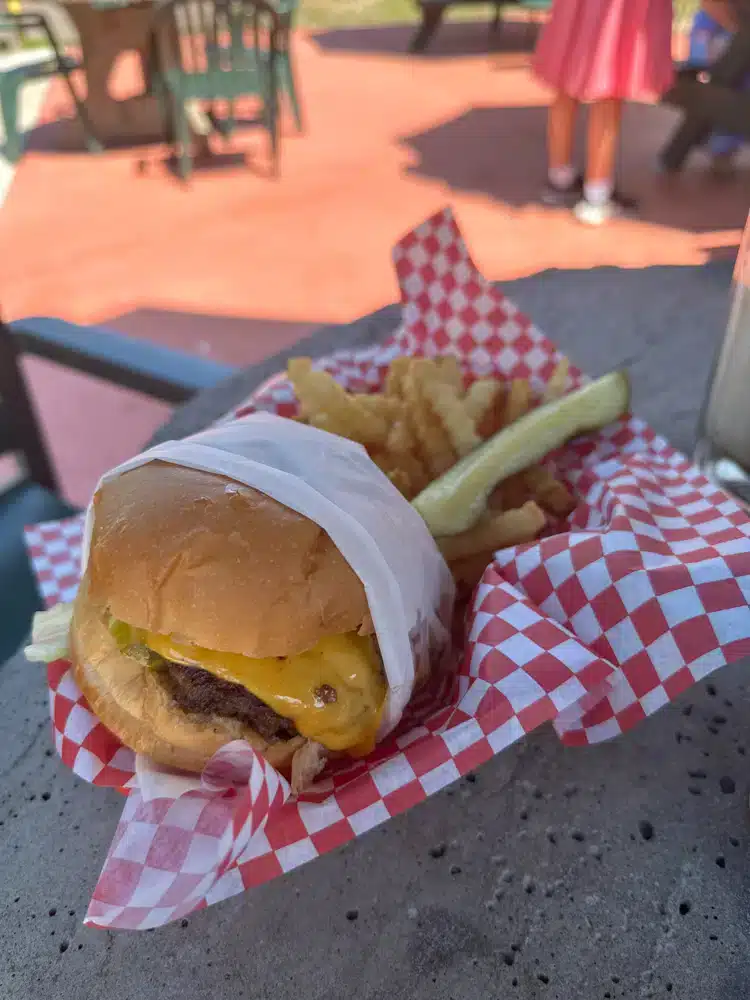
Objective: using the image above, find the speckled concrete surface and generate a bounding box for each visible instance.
[1,263,748,999]
[1,653,748,1000]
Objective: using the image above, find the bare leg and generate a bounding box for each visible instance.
[542,92,581,204]
[585,97,622,182]
[575,98,634,225]
[547,91,578,170]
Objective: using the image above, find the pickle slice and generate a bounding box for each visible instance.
[412,371,630,536]
[108,617,134,648]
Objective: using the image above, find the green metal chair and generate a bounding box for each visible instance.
[0,10,101,163]
[518,0,551,14]
[275,0,302,132]
[206,0,303,137]
[150,0,288,180]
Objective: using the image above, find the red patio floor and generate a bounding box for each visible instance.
[1,22,746,506]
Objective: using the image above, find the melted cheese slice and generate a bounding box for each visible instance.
[133,627,386,754]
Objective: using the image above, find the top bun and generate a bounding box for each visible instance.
[87,460,371,658]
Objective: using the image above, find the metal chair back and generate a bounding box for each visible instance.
[152,0,280,96]
[0,319,58,494]
[150,0,283,175]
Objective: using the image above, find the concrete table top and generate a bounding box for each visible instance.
[2,260,748,1000]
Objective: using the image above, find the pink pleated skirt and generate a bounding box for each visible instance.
[532,0,675,103]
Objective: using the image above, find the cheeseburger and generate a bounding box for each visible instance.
[70,460,387,785]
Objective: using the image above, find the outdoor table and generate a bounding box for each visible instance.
[60,0,166,145]
[58,0,211,149]
[1,261,748,999]
[408,0,546,53]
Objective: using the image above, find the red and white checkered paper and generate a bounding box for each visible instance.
[24,207,750,931]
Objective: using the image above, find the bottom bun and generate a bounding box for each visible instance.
[71,577,304,775]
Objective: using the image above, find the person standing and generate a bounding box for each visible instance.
[689,0,747,171]
[532,0,675,225]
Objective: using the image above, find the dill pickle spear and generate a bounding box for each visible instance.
[412,371,630,537]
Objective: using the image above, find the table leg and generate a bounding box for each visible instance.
[491,2,503,33]
[61,2,167,147]
[409,4,446,53]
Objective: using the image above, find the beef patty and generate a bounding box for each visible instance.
[163,660,298,742]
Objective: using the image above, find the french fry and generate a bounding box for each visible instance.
[354,393,404,422]
[502,378,532,427]
[477,383,507,439]
[402,368,456,478]
[288,360,388,447]
[496,472,529,512]
[436,501,546,562]
[464,378,502,425]
[449,552,495,590]
[422,379,481,457]
[543,358,570,403]
[409,357,442,389]
[385,467,413,497]
[386,418,415,456]
[435,355,465,395]
[410,358,480,457]
[523,465,576,517]
[487,483,505,511]
[384,356,411,398]
[371,453,411,496]
[287,356,313,384]
[385,420,430,497]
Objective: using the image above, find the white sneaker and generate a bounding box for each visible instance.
[573,192,637,227]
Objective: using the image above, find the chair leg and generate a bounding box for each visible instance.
[154,77,172,141]
[409,4,445,53]
[264,74,280,176]
[226,99,236,138]
[280,52,303,133]
[0,74,22,164]
[59,70,102,154]
[171,94,192,180]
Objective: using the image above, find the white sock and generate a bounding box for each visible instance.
[548,164,576,189]
[583,179,613,206]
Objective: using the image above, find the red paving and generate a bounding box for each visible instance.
[1,22,747,506]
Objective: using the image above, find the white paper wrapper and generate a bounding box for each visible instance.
[81,411,455,754]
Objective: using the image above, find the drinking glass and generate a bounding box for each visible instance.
[694,216,750,508]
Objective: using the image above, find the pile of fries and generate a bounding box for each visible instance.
[287,355,577,588]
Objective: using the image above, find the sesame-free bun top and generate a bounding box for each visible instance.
[86,460,372,657]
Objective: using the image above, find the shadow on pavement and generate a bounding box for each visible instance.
[104,307,321,367]
[310,17,539,59]
[399,103,750,235]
